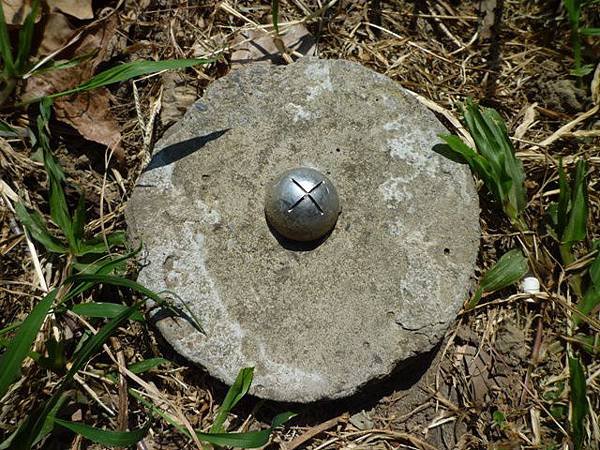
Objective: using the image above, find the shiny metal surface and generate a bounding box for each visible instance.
[265,167,341,242]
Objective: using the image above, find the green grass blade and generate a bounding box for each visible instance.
[66,304,140,380]
[7,305,139,449]
[589,245,600,287]
[48,59,212,99]
[271,0,280,34]
[129,390,190,436]
[557,159,571,239]
[71,193,86,248]
[67,248,140,295]
[65,273,204,333]
[54,419,150,448]
[0,0,15,76]
[71,302,144,322]
[0,289,57,399]
[563,159,588,245]
[14,203,67,253]
[14,0,39,73]
[580,27,600,35]
[197,412,296,448]
[127,358,168,374]
[65,274,165,304]
[569,356,588,450]
[211,367,254,433]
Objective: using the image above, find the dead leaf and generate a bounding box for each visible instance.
[47,0,93,20]
[24,16,124,158]
[2,0,31,25]
[230,24,316,68]
[514,102,538,139]
[479,0,497,40]
[36,13,77,57]
[54,88,121,151]
[160,71,197,126]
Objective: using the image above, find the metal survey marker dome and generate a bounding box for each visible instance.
[126,58,480,402]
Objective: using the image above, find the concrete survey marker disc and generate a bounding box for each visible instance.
[126,58,480,402]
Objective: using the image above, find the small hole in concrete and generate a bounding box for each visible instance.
[444,248,451,255]
[335,148,341,152]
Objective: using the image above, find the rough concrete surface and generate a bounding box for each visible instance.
[126,58,480,402]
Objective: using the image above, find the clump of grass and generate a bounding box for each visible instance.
[440,98,527,231]
[563,0,600,77]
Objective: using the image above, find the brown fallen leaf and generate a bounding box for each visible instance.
[230,24,316,68]
[2,0,31,25]
[36,13,77,57]
[47,0,93,20]
[24,16,124,159]
[53,88,121,151]
[160,71,197,126]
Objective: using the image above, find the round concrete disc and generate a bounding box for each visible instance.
[126,58,480,402]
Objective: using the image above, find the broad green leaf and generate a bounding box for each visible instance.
[0,120,21,137]
[76,231,126,256]
[48,59,212,99]
[576,286,600,323]
[71,302,144,322]
[563,159,588,244]
[14,203,67,253]
[569,356,588,450]
[480,249,529,292]
[196,412,296,448]
[14,0,39,73]
[55,419,150,448]
[442,99,526,226]
[0,0,15,76]
[469,249,528,308]
[211,367,254,433]
[0,289,57,399]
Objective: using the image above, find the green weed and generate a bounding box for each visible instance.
[440,99,527,231]
[563,0,600,76]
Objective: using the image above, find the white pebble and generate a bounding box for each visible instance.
[521,276,540,294]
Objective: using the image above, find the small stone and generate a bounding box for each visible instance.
[521,276,540,294]
[126,58,480,402]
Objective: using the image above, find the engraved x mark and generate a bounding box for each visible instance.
[287,178,325,215]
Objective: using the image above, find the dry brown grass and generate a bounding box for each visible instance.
[1,1,599,449]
